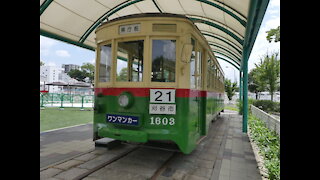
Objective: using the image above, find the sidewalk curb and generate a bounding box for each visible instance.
[247,127,269,180]
[40,123,93,135]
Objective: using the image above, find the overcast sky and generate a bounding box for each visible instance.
[40,0,280,85]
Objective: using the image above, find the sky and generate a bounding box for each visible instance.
[218,0,280,84]
[40,0,280,85]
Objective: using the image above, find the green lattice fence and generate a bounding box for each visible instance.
[40,93,94,109]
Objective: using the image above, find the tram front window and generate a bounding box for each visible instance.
[117,40,144,82]
[151,40,176,82]
[99,44,112,82]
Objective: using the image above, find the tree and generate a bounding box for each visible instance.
[224,79,238,101]
[266,26,280,43]
[255,52,280,101]
[67,63,95,83]
[40,61,45,66]
[116,67,128,81]
[81,63,95,83]
[68,69,87,82]
[248,68,267,99]
[248,69,260,99]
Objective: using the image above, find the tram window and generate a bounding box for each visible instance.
[116,40,144,82]
[196,51,202,88]
[207,60,210,89]
[151,40,176,82]
[99,44,112,82]
[190,38,196,88]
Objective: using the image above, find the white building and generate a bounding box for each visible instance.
[40,66,65,93]
[225,91,280,104]
[40,65,93,94]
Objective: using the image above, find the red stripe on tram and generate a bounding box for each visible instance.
[94,88,220,97]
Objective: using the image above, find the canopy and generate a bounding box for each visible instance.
[40,0,269,68]
[40,0,270,132]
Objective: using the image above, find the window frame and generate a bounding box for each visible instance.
[114,37,146,86]
[150,36,178,86]
[96,40,113,87]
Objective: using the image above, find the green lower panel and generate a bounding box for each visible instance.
[94,92,224,154]
[98,127,148,142]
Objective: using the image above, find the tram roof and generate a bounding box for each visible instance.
[40,0,270,69]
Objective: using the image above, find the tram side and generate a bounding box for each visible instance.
[93,14,224,154]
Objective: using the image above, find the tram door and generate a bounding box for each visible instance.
[190,38,201,134]
[196,48,203,134]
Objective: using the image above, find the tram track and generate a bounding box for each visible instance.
[41,117,225,180]
[41,142,180,180]
[41,119,223,180]
[72,145,140,180]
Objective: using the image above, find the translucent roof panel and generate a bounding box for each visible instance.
[40,0,270,65]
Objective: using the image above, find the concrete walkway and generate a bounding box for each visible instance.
[40,124,94,169]
[40,110,261,180]
[209,110,261,180]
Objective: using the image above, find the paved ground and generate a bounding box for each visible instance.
[40,124,94,169]
[40,110,261,180]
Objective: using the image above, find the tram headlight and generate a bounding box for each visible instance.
[118,92,133,108]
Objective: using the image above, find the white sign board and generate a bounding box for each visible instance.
[149,104,176,114]
[119,24,140,34]
[150,89,175,103]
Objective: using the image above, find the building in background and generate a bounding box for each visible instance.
[40,66,64,92]
[62,64,80,73]
[40,65,93,94]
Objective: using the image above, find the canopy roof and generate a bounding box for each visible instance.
[40,0,269,69]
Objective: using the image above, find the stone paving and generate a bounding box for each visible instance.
[40,110,261,180]
[155,109,261,180]
[40,124,94,169]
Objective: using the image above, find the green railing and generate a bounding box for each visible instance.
[40,93,94,110]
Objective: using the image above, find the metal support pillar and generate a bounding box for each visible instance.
[239,71,242,101]
[242,52,249,133]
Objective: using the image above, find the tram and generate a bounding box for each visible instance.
[93,13,224,154]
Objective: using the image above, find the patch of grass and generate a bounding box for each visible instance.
[40,107,93,132]
[224,106,238,111]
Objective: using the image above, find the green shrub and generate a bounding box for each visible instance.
[249,115,280,180]
[252,100,280,113]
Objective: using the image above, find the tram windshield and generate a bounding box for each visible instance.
[99,44,112,82]
[116,40,144,82]
[151,40,176,82]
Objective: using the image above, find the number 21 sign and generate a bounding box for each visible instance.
[150,89,175,103]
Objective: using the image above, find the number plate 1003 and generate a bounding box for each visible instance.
[106,114,139,126]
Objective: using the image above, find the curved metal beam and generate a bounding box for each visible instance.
[195,0,246,27]
[79,0,142,43]
[40,0,54,15]
[203,32,242,55]
[190,17,244,45]
[201,30,242,50]
[216,56,240,70]
[209,42,241,58]
[209,43,241,62]
[187,15,244,39]
[41,30,95,51]
[212,50,240,66]
[152,0,162,13]
[79,0,245,46]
